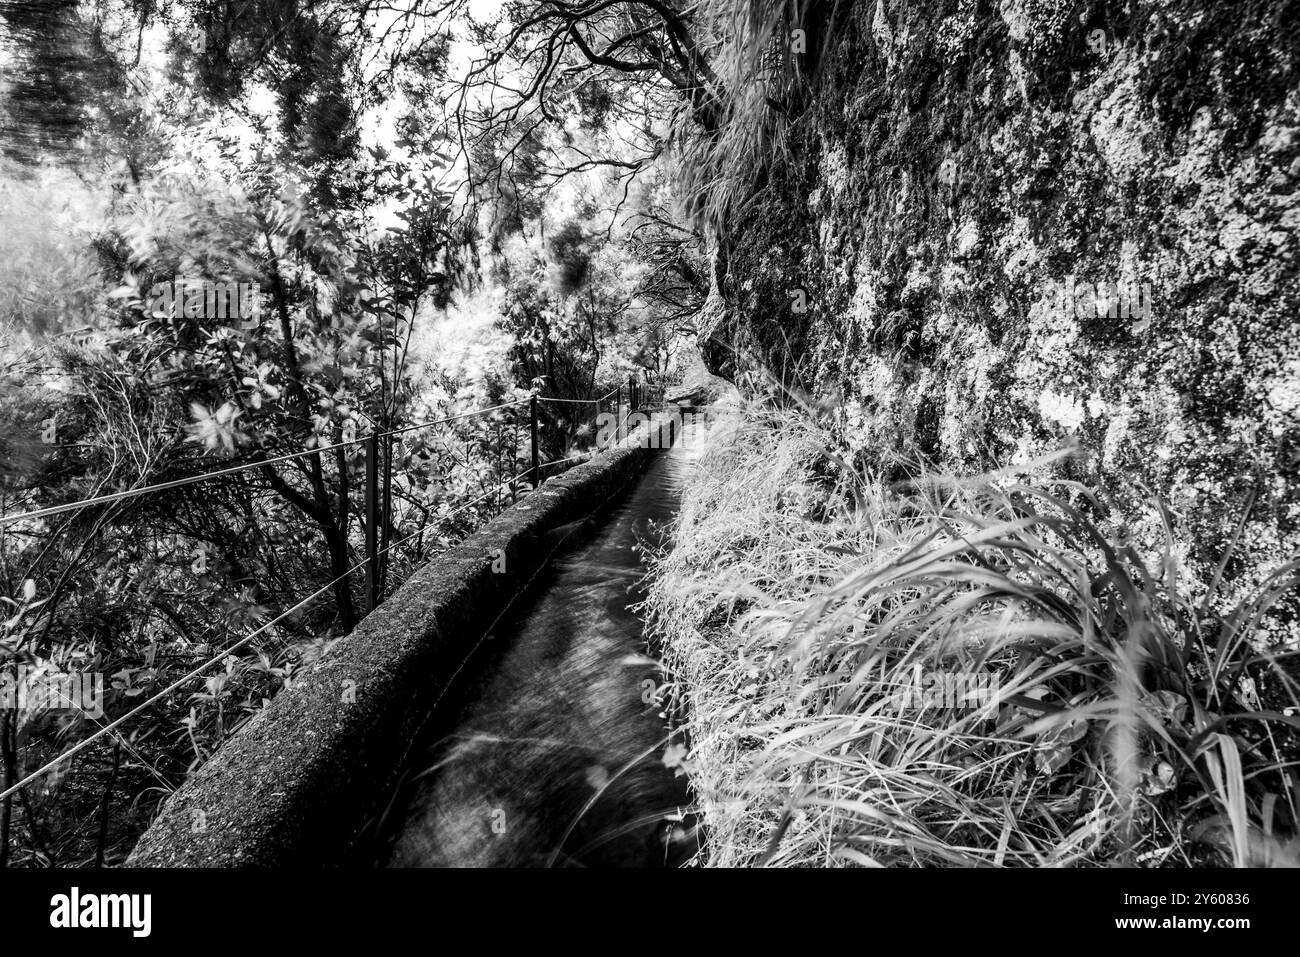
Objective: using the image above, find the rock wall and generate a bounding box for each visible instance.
[703,0,1300,624]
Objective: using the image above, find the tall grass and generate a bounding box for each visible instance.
[671,0,841,232]
[644,406,1300,866]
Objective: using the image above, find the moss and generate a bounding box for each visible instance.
[705,0,1300,636]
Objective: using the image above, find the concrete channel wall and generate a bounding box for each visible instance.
[127,424,670,867]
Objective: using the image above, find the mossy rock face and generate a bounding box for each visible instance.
[706,0,1300,631]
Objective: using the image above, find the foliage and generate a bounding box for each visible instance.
[0,0,693,866]
[646,402,1300,867]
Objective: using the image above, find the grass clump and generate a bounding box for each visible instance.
[644,405,1300,867]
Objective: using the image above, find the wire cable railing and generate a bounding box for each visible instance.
[0,374,668,801]
[0,465,538,804]
[0,434,369,528]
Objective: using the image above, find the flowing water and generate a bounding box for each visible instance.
[377,420,704,867]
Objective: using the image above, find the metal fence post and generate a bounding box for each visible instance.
[380,430,393,600]
[365,432,379,611]
[529,393,540,488]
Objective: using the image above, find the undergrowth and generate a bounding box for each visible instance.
[644,405,1300,867]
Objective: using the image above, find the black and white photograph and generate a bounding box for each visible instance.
[0,0,1294,934]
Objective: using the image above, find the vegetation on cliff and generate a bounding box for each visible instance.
[1,0,1296,870]
[646,400,1299,866]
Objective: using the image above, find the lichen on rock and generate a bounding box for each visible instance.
[701,0,1300,641]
